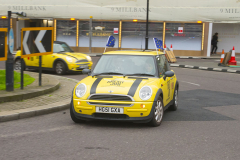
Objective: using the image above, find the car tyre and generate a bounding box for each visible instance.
[168,88,178,111]
[14,58,25,71]
[149,96,164,127]
[70,101,85,123]
[55,61,67,75]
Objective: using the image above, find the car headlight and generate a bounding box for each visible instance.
[139,86,152,100]
[86,56,92,62]
[66,56,73,63]
[75,83,87,98]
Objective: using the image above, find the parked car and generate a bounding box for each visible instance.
[14,41,93,75]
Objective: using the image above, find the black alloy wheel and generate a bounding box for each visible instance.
[168,88,178,111]
[149,96,164,127]
[55,61,67,75]
[14,59,25,71]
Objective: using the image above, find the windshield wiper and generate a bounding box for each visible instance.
[124,73,155,77]
[92,72,124,77]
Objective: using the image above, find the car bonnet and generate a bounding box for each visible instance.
[80,76,158,97]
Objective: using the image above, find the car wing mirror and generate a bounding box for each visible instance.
[82,69,91,75]
[163,71,174,80]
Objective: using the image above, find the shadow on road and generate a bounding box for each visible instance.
[164,89,238,121]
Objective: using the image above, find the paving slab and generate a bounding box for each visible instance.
[0,71,60,103]
[0,72,79,122]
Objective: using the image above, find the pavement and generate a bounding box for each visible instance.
[0,71,78,122]
[0,53,240,123]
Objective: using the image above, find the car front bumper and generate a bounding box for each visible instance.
[72,99,156,123]
[67,62,93,71]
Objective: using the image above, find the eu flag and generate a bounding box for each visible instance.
[153,38,163,50]
[106,35,115,47]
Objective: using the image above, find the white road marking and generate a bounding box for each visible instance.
[199,66,208,70]
[179,56,189,58]
[0,126,74,139]
[170,64,180,67]
[227,69,237,73]
[185,65,194,68]
[180,80,200,86]
[213,68,222,71]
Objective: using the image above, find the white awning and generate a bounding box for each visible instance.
[1,0,240,22]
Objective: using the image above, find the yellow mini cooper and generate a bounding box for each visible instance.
[14,41,93,75]
[71,50,179,127]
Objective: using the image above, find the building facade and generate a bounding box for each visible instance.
[1,0,240,56]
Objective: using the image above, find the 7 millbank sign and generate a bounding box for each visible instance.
[1,0,240,22]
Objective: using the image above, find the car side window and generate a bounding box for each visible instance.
[165,58,171,71]
[156,55,170,77]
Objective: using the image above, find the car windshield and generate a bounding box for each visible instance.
[92,55,157,77]
[53,43,73,53]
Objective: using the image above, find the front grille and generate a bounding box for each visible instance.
[75,59,88,63]
[89,102,131,107]
[88,94,134,107]
[89,94,133,101]
[93,113,129,119]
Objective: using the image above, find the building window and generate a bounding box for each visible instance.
[79,21,119,48]
[212,23,240,53]
[79,21,89,47]
[148,22,163,49]
[165,23,202,50]
[121,22,163,49]
[0,19,8,28]
[122,22,146,49]
[56,20,76,46]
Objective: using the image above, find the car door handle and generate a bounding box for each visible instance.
[170,78,173,80]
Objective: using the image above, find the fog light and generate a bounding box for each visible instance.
[140,104,145,108]
[78,101,81,105]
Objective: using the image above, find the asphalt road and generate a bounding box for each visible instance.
[1,58,240,159]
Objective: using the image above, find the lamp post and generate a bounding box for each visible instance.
[145,0,149,50]
[89,16,93,53]
[5,11,14,91]
[5,11,26,91]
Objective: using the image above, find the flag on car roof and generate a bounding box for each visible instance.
[106,35,115,47]
[153,38,163,50]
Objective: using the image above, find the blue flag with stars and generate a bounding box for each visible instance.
[153,38,163,50]
[106,35,115,47]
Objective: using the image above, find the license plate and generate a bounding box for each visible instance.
[96,107,123,114]
[79,65,88,69]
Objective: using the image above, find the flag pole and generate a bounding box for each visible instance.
[153,38,158,55]
[145,0,149,50]
[104,47,107,53]
[104,36,111,53]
